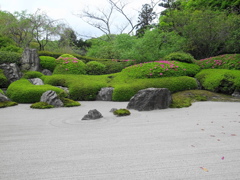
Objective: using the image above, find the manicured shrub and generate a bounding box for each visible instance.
[30,102,54,109]
[0,101,18,108]
[121,61,200,79]
[164,52,195,63]
[6,79,65,103]
[113,109,131,116]
[195,69,240,94]
[196,54,240,70]
[39,56,57,71]
[43,74,108,101]
[85,61,106,75]
[54,56,86,75]
[0,51,21,65]
[0,69,9,88]
[112,76,198,101]
[22,71,44,79]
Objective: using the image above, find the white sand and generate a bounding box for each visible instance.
[0,101,240,180]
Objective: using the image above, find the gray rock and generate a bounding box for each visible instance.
[40,90,63,107]
[0,93,10,102]
[55,86,69,94]
[96,87,114,101]
[0,63,22,83]
[20,48,40,71]
[42,69,52,76]
[232,89,240,98]
[110,108,118,112]
[127,88,172,111]
[82,109,103,120]
[28,78,44,85]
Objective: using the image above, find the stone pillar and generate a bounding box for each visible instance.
[20,48,40,71]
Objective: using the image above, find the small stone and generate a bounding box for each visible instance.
[82,109,103,120]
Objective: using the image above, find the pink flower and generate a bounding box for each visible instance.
[159,73,163,75]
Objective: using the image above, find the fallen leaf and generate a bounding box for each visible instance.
[222,126,224,128]
[217,139,221,141]
[231,134,237,136]
[200,167,209,172]
[201,129,205,131]
[221,156,225,160]
[210,135,215,137]
[211,121,213,123]
[191,145,195,147]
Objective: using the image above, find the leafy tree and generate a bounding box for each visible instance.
[136,4,157,37]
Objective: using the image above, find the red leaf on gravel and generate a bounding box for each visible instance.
[231,134,237,136]
[200,167,209,172]
[221,156,225,160]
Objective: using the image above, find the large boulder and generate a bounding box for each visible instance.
[40,90,63,107]
[82,109,103,120]
[28,78,44,85]
[96,87,114,101]
[0,63,22,83]
[20,48,40,71]
[127,88,172,111]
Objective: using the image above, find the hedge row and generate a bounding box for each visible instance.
[195,69,240,94]
[6,79,65,103]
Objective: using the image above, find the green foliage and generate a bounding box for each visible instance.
[112,76,198,101]
[121,61,200,79]
[113,109,131,116]
[195,69,240,94]
[53,56,86,75]
[30,102,54,109]
[22,71,44,79]
[58,54,76,58]
[85,61,106,75]
[196,54,240,70]
[61,98,81,107]
[6,79,65,103]
[164,52,195,63]
[39,56,57,71]
[0,51,21,65]
[43,74,108,101]
[0,101,18,108]
[0,69,9,88]
[0,88,4,94]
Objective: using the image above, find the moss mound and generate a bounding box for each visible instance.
[0,101,18,108]
[30,102,54,109]
[113,109,131,116]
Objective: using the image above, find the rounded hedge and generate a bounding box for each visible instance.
[164,52,195,63]
[6,79,66,103]
[121,61,200,79]
[112,76,198,101]
[39,56,57,71]
[113,109,131,116]
[85,61,106,75]
[195,69,240,94]
[54,56,86,75]
[22,71,44,79]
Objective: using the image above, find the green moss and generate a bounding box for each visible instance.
[0,69,9,88]
[62,98,81,107]
[170,90,240,108]
[113,109,131,116]
[85,61,106,75]
[0,101,18,108]
[30,102,54,109]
